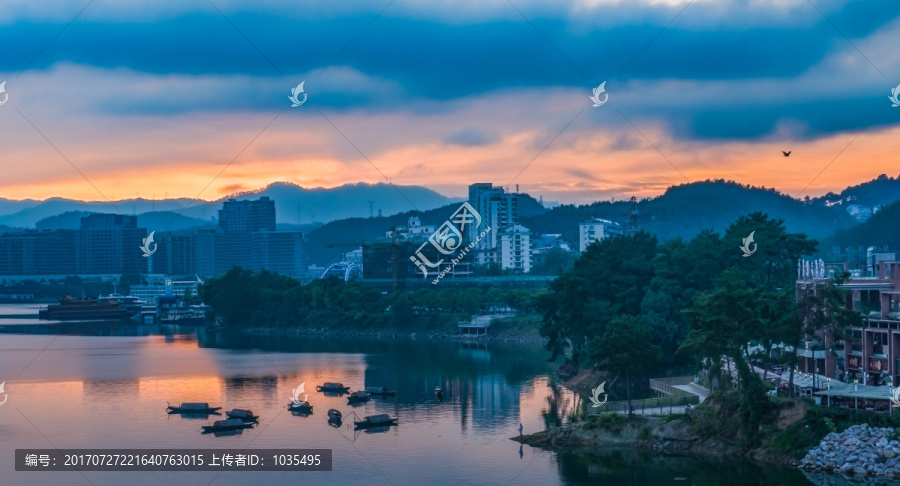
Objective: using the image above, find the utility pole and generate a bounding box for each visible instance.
[627,196,638,235]
[390,227,399,292]
[368,200,375,218]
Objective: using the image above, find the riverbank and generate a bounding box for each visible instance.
[231,318,547,345]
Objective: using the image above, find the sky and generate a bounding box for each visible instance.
[0,0,898,205]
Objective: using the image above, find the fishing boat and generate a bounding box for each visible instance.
[317,382,350,393]
[225,409,259,422]
[354,413,398,429]
[327,409,342,419]
[434,386,444,401]
[365,386,396,397]
[288,401,313,414]
[201,418,255,434]
[167,402,222,414]
[347,391,371,405]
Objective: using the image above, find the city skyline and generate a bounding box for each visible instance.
[0,1,898,204]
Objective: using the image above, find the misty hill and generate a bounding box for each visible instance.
[0,183,458,228]
[521,181,856,246]
[823,200,900,257]
[33,211,214,232]
[814,174,900,218]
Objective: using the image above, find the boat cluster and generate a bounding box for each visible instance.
[166,382,403,435]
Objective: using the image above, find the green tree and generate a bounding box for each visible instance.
[539,232,658,364]
[589,315,660,414]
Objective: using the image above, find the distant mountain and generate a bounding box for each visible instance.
[813,174,900,221]
[0,182,459,228]
[32,210,214,232]
[523,180,856,247]
[244,182,460,224]
[822,199,900,257]
[305,203,465,266]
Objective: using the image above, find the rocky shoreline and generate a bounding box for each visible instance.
[232,325,548,345]
[512,415,796,466]
[800,424,900,479]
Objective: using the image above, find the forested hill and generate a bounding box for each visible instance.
[520,180,855,247]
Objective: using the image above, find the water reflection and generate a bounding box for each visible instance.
[555,448,812,485]
[0,314,811,486]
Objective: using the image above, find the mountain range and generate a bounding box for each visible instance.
[1,176,898,267]
[0,182,459,229]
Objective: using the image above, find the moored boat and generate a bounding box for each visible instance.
[39,297,138,321]
[347,391,371,405]
[354,413,398,429]
[167,402,222,414]
[317,382,350,393]
[225,409,259,422]
[327,409,342,419]
[365,386,396,396]
[201,418,255,433]
[434,386,443,401]
[288,401,313,414]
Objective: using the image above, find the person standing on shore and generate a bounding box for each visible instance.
[518,423,523,436]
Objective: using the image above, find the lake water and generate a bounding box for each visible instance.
[0,304,816,485]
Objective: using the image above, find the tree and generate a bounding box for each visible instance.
[539,232,658,364]
[589,315,660,414]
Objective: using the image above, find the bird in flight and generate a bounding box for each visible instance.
[782,151,791,157]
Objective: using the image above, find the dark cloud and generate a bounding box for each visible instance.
[1,0,897,141]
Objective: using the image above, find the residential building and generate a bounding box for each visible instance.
[218,197,276,233]
[498,225,532,273]
[250,231,308,278]
[578,218,624,252]
[79,214,147,274]
[797,250,900,387]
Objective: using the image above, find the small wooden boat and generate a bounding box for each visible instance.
[327,409,342,419]
[434,386,443,401]
[347,391,371,405]
[225,409,258,422]
[354,413,398,429]
[365,386,396,397]
[201,418,255,433]
[288,401,313,414]
[317,382,350,393]
[168,402,222,414]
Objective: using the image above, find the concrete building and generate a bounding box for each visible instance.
[130,277,202,304]
[578,218,624,252]
[467,183,533,271]
[498,225,532,273]
[250,231,308,278]
[218,197,276,233]
[797,251,900,387]
[0,216,145,277]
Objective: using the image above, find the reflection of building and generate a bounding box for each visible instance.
[797,251,900,387]
[578,218,623,252]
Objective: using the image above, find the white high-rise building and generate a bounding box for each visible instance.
[579,218,624,252]
[499,225,532,273]
[467,183,534,272]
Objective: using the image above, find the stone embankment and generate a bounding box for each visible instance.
[800,424,900,478]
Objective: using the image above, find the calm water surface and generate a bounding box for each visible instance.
[0,304,815,485]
